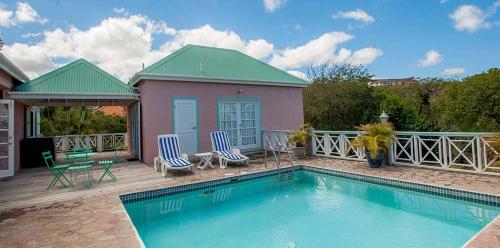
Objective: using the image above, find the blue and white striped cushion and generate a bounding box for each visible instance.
[166,158,191,167]
[159,136,191,167]
[211,131,232,152]
[218,150,246,160]
[210,131,247,160]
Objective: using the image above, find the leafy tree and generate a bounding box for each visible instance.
[304,64,378,130]
[40,106,127,136]
[432,68,500,132]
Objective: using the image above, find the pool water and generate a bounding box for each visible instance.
[124,171,500,248]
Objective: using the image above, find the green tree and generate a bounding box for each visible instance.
[40,106,127,136]
[304,64,379,130]
[433,68,500,131]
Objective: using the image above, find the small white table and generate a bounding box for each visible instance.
[195,152,214,170]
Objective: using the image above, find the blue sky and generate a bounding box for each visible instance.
[0,0,499,80]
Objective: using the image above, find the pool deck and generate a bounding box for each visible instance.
[0,157,499,247]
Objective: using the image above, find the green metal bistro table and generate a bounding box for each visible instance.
[64,150,96,188]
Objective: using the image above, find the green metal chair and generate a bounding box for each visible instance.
[41,151,72,190]
[97,149,118,183]
[65,147,93,162]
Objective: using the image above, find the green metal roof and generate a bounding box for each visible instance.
[14,59,136,94]
[131,45,308,87]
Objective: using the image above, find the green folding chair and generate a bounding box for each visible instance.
[97,149,118,183]
[42,151,72,190]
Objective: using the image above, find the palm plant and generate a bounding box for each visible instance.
[353,123,395,159]
[288,123,311,147]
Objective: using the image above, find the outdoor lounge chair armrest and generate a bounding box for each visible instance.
[181,154,189,160]
[231,148,241,155]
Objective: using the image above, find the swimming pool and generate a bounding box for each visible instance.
[123,170,500,248]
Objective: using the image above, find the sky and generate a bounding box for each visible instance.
[0,0,499,81]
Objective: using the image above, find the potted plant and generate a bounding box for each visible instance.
[353,123,395,168]
[287,123,311,159]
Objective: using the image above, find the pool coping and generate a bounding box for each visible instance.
[120,165,500,207]
[119,164,500,247]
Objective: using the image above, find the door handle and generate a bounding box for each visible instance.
[193,127,196,130]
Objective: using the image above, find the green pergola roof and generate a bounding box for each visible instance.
[14,59,136,94]
[131,45,308,87]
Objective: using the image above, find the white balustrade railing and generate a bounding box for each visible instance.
[54,133,127,152]
[312,130,499,174]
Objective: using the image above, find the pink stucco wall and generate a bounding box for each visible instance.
[139,80,304,164]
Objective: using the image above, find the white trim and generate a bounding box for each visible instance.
[0,53,30,82]
[8,92,140,100]
[0,100,14,178]
[131,73,308,88]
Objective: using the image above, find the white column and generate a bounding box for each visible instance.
[35,107,41,136]
[25,106,32,137]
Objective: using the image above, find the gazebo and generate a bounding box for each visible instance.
[8,59,141,172]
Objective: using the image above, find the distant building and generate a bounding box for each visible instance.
[368,77,418,87]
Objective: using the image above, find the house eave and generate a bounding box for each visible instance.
[8,91,140,100]
[0,53,30,83]
[130,73,309,88]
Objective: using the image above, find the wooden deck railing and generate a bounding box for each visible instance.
[53,133,127,152]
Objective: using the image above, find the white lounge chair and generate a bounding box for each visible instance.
[210,131,249,168]
[157,134,193,177]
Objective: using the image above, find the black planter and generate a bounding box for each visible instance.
[366,151,384,168]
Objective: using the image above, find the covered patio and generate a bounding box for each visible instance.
[7,59,142,174]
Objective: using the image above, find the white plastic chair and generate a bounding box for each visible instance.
[210,131,249,168]
[157,134,193,176]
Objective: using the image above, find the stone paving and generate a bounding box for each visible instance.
[0,157,499,247]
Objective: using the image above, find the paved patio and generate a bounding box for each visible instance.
[0,156,499,247]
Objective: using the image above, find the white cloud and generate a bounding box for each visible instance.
[450,2,500,33]
[5,12,382,80]
[287,70,308,81]
[418,50,443,67]
[0,2,47,27]
[0,6,14,27]
[2,43,55,78]
[269,32,382,69]
[160,24,273,59]
[263,0,286,12]
[348,47,383,65]
[21,32,41,38]
[15,2,48,24]
[3,16,276,80]
[270,32,354,69]
[333,9,375,24]
[442,67,465,76]
[113,7,129,15]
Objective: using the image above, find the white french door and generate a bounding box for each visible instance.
[219,100,260,150]
[0,100,14,178]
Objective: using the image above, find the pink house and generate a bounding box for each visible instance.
[0,53,29,176]
[130,45,308,164]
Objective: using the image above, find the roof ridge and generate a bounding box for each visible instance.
[15,59,134,93]
[81,60,133,91]
[16,59,85,90]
